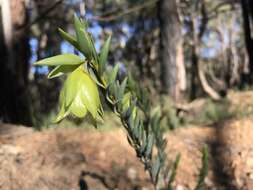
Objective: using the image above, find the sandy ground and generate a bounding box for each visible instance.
[1,91,253,190]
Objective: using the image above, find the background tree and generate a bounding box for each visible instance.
[0,0,32,125]
[240,0,253,83]
[158,0,186,101]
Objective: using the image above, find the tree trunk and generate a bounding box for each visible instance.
[240,0,253,83]
[191,14,221,101]
[248,0,253,26]
[0,0,32,125]
[158,0,186,101]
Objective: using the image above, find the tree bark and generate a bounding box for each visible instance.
[190,12,221,101]
[158,0,186,101]
[240,0,253,83]
[0,0,32,125]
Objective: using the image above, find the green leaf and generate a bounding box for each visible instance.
[195,146,209,190]
[127,73,136,91]
[129,111,135,130]
[74,15,85,35]
[140,129,147,154]
[137,121,143,141]
[58,28,80,51]
[74,16,93,59]
[106,84,115,105]
[132,114,140,138]
[133,116,141,137]
[118,78,128,101]
[122,92,131,111]
[127,135,134,146]
[99,35,111,74]
[98,106,104,117]
[74,14,87,31]
[87,65,106,88]
[108,64,119,85]
[34,54,83,66]
[113,82,121,102]
[48,64,81,79]
[108,83,118,103]
[90,36,99,65]
[168,154,181,190]
[151,156,161,184]
[79,30,93,59]
[145,133,154,158]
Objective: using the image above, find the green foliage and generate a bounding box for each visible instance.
[192,99,234,125]
[195,146,209,190]
[160,98,181,130]
[203,100,230,123]
[167,154,181,190]
[34,54,84,66]
[74,16,94,60]
[34,16,208,189]
[99,35,111,75]
[58,28,80,51]
[47,65,80,79]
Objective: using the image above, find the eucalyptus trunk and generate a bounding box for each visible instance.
[240,0,253,83]
[158,0,186,101]
[0,0,32,125]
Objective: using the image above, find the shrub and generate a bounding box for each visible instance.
[34,15,208,189]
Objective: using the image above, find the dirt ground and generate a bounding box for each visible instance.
[0,125,152,190]
[1,91,253,190]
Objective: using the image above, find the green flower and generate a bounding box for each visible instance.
[55,66,103,123]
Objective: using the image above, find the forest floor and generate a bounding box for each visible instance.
[1,90,253,190]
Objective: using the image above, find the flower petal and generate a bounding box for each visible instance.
[70,94,88,118]
[78,70,101,119]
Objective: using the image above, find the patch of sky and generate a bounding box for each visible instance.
[200,30,223,59]
[85,11,94,20]
[65,0,83,5]
[29,38,50,74]
[29,38,38,73]
[60,41,75,54]
[122,23,133,36]
[29,38,38,64]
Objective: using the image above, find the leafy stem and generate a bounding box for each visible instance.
[34,15,208,189]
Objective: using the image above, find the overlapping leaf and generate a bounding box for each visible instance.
[48,65,80,79]
[99,36,111,74]
[58,28,80,51]
[34,54,83,66]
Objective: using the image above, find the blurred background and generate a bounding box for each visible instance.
[0,0,252,129]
